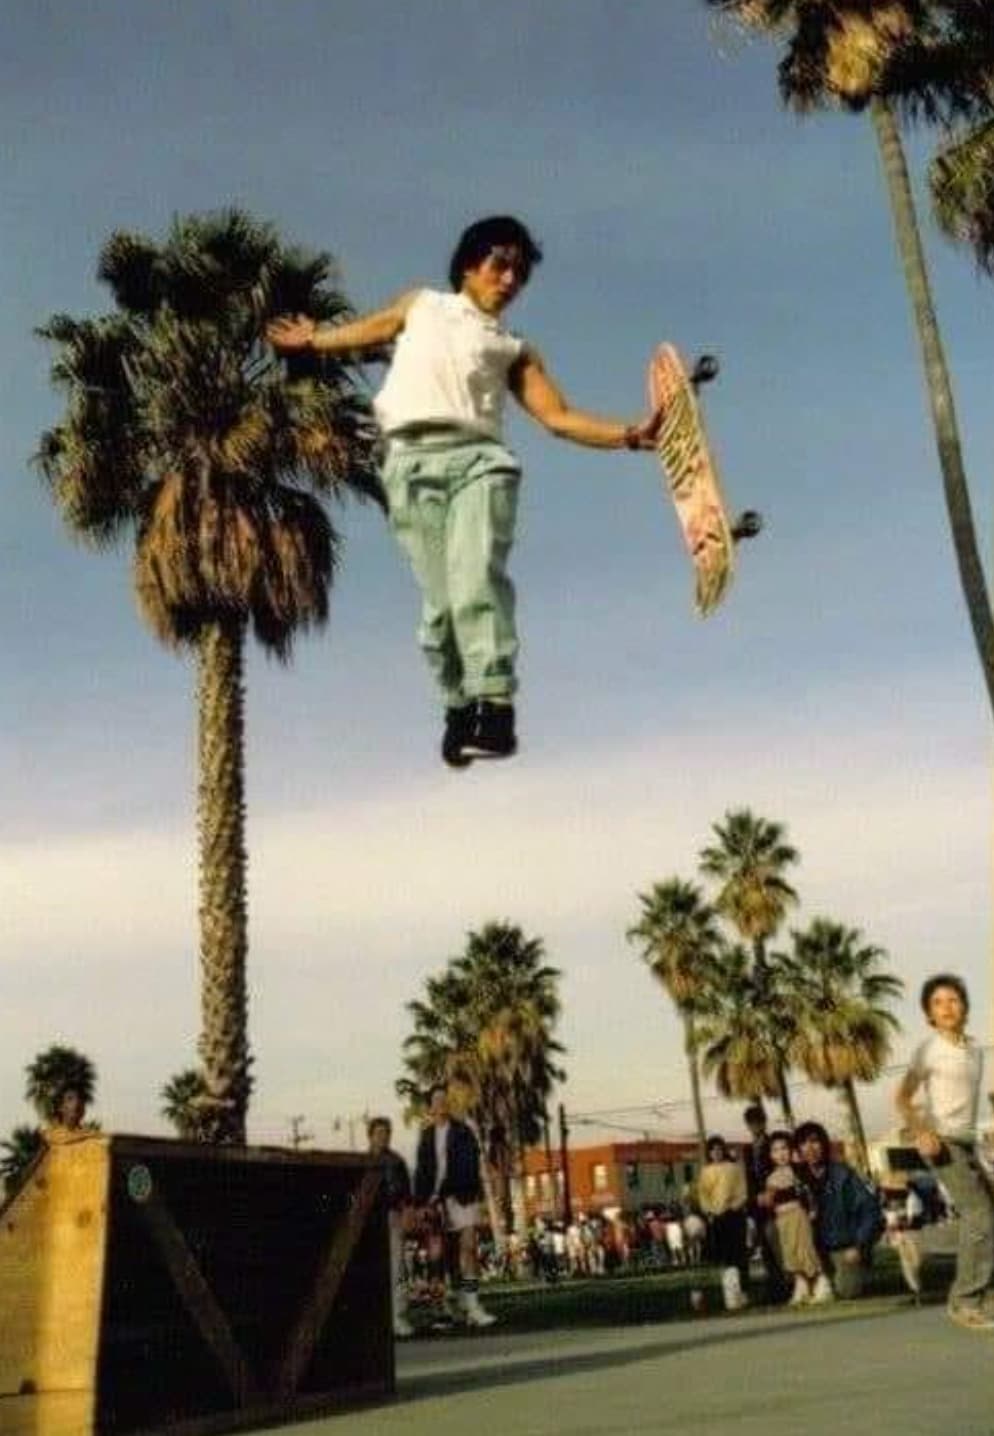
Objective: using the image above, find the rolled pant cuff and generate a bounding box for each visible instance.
[465,680,517,701]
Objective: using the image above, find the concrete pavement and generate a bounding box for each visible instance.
[296,1299,994,1435]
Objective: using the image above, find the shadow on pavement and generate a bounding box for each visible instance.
[395,1304,906,1407]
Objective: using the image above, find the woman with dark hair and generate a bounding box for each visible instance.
[761,1130,823,1306]
[697,1135,750,1309]
[269,215,664,767]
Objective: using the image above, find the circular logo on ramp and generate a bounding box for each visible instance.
[127,1164,153,1203]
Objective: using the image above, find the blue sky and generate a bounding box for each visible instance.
[1,1,991,1154]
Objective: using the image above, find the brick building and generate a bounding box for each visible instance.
[521,1138,702,1221]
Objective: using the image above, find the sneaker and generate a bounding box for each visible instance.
[948,1302,994,1331]
[441,704,475,768]
[788,1276,811,1307]
[393,1315,415,1339]
[462,1293,497,1328]
[463,701,516,759]
[810,1274,835,1305]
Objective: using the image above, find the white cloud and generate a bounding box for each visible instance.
[1,700,988,1154]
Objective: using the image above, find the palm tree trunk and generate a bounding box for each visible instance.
[683,1013,708,1163]
[480,1159,504,1247]
[871,99,994,717]
[840,1077,870,1176]
[752,937,794,1125]
[776,1066,794,1126]
[196,619,251,1145]
[542,1108,555,1179]
[510,1137,528,1235]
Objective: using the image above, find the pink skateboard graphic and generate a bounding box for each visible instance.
[648,344,760,616]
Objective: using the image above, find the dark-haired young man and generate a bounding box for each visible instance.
[412,1083,495,1327]
[794,1121,883,1302]
[896,973,994,1331]
[268,215,664,766]
[367,1116,414,1339]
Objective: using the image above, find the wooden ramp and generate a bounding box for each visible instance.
[0,1136,391,1436]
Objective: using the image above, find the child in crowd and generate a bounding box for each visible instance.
[763,1130,829,1306]
[896,972,994,1331]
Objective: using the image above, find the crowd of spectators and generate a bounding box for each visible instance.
[388,1103,964,1321]
[470,1109,889,1309]
[373,974,994,1335]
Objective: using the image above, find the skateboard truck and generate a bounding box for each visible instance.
[690,353,762,545]
[690,354,720,387]
[731,510,762,542]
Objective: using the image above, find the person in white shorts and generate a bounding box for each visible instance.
[413,1083,495,1327]
[268,215,664,767]
[896,972,994,1331]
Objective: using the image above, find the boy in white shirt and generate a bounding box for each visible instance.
[268,216,663,766]
[896,973,994,1330]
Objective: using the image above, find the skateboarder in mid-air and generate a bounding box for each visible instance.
[268,215,665,768]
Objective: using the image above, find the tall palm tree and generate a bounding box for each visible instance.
[24,1045,97,1122]
[37,211,380,1144]
[0,1127,44,1199]
[397,922,565,1236]
[706,0,994,717]
[787,917,903,1170]
[160,1068,210,1140]
[699,809,800,1118]
[696,943,795,1108]
[398,970,518,1233]
[627,878,723,1160]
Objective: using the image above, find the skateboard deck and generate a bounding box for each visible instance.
[648,343,736,617]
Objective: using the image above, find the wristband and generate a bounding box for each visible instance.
[623,425,641,451]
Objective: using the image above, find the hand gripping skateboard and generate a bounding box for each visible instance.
[648,344,761,616]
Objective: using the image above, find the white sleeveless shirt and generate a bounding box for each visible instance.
[374,289,525,441]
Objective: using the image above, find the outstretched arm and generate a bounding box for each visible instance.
[510,347,663,451]
[267,289,420,356]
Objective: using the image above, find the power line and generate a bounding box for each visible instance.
[566,1047,994,1124]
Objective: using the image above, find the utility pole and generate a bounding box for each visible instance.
[288,1115,313,1150]
[558,1102,572,1223]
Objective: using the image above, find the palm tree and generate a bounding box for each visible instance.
[37,211,380,1144]
[0,1127,44,1199]
[706,1,994,717]
[24,1045,96,1122]
[931,118,994,269]
[696,943,795,1107]
[787,917,903,1170]
[699,809,800,1118]
[627,878,724,1160]
[160,1068,211,1140]
[397,922,565,1236]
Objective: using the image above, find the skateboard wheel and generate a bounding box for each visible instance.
[731,510,762,541]
[691,354,720,387]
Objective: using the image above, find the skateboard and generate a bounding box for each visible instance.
[648,344,761,617]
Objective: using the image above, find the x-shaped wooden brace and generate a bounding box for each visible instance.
[131,1166,383,1405]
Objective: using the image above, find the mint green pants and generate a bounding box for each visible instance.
[383,433,521,708]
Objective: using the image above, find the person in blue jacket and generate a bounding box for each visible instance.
[795,1120,884,1300]
[414,1083,495,1326]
